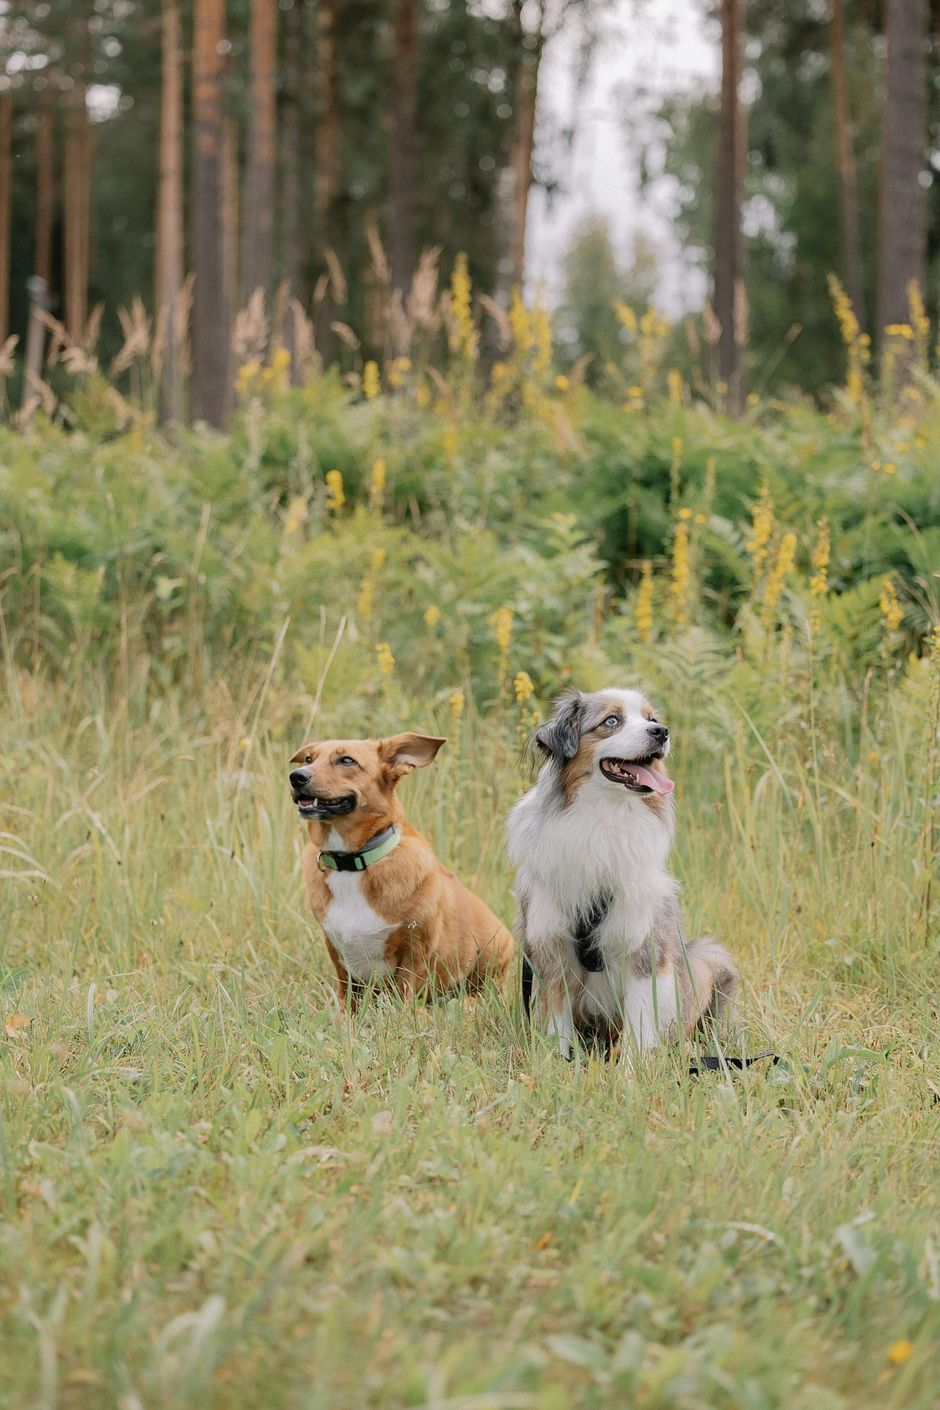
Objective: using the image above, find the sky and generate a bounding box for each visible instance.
[526,0,718,314]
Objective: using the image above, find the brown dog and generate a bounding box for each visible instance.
[289,733,513,1006]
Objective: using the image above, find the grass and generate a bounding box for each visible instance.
[2,646,938,1410]
[2,289,939,1404]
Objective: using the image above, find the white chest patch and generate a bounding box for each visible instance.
[322,872,393,981]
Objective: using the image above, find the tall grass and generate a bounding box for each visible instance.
[1,272,939,1407]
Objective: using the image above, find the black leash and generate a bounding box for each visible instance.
[688,1050,779,1076]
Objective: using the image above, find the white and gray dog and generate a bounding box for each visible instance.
[507,686,737,1059]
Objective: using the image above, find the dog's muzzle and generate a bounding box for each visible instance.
[289,768,357,819]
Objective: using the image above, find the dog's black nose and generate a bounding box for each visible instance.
[648,723,669,743]
[289,768,310,790]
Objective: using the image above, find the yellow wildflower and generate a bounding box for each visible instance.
[513,670,535,704]
[387,355,412,389]
[810,517,830,597]
[677,506,693,521]
[369,457,387,508]
[627,385,644,399]
[268,344,291,392]
[554,374,570,392]
[762,531,797,619]
[449,253,478,360]
[356,578,375,622]
[880,577,903,633]
[888,1340,913,1366]
[884,323,913,341]
[809,517,830,631]
[829,274,859,347]
[489,606,513,655]
[747,485,775,577]
[509,286,532,355]
[363,360,380,399]
[235,358,263,399]
[667,369,683,405]
[424,604,441,630]
[614,301,637,334]
[325,469,345,511]
[375,642,395,676]
[635,561,654,644]
[669,518,691,626]
[449,688,465,722]
[370,547,386,572]
[828,273,869,404]
[282,494,308,537]
[532,297,552,376]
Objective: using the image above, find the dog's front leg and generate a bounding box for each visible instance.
[547,992,575,1060]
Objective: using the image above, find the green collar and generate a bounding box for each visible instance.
[317,824,401,873]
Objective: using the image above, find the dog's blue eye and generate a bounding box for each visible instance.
[604,715,620,728]
[337,756,358,767]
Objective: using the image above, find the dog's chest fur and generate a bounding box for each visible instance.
[322,874,393,979]
[319,830,393,980]
[509,776,678,1018]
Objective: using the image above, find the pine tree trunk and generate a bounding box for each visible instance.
[192,0,231,427]
[714,0,744,412]
[507,13,541,293]
[35,105,55,285]
[243,0,278,307]
[223,115,239,318]
[315,0,342,354]
[877,0,927,349]
[829,0,865,329]
[157,0,184,423]
[390,0,418,299]
[63,85,90,342]
[0,95,11,344]
[280,0,304,300]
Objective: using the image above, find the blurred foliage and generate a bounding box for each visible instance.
[2,267,937,741]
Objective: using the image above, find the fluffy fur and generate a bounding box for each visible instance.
[289,732,514,1006]
[507,687,737,1059]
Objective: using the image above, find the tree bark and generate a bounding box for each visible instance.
[243,0,278,307]
[829,0,866,330]
[223,114,239,319]
[63,83,91,342]
[157,0,184,422]
[0,95,11,343]
[280,0,304,301]
[390,0,418,299]
[315,0,342,353]
[506,1,542,295]
[35,105,55,286]
[877,0,927,349]
[714,0,744,412]
[192,0,231,427]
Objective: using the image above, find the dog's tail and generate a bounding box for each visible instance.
[684,936,738,1028]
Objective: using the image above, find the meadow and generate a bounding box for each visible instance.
[1,285,939,1407]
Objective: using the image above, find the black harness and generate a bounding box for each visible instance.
[521,891,610,1020]
[519,893,777,1076]
[572,892,611,972]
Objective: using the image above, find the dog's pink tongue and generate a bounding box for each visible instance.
[632,763,675,794]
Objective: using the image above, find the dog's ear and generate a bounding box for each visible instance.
[533,692,583,763]
[379,733,446,777]
[289,743,318,764]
